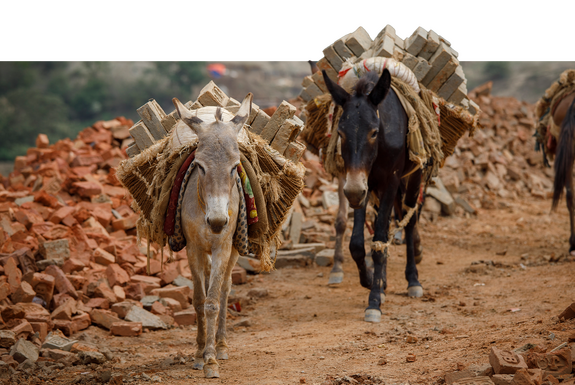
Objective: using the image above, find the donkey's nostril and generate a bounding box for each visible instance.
[225,218,229,226]
[206,217,211,226]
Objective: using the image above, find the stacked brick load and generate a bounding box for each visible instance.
[300,25,479,116]
[126,81,306,163]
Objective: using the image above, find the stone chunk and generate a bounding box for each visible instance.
[401,53,419,70]
[4,257,22,295]
[72,181,102,198]
[42,331,77,352]
[0,331,16,349]
[315,249,334,267]
[322,45,344,72]
[78,351,107,365]
[10,339,39,363]
[149,286,190,309]
[421,42,454,86]
[413,59,432,82]
[427,57,459,92]
[124,306,168,330]
[453,377,494,384]
[106,263,129,286]
[490,346,528,374]
[418,29,441,61]
[249,109,271,136]
[270,117,304,154]
[438,65,465,100]
[492,374,514,385]
[333,37,353,61]
[111,301,136,319]
[284,140,306,162]
[374,34,395,58]
[232,265,247,285]
[445,369,474,385]
[316,57,338,82]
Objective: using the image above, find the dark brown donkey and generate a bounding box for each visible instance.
[551,93,575,254]
[322,68,424,323]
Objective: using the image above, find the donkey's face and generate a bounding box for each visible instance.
[323,70,391,208]
[173,94,252,234]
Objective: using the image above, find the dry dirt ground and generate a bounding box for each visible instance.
[13,197,575,385]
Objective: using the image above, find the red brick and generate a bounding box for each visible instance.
[111,301,137,319]
[490,346,528,374]
[70,155,104,168]
[160,297,182,312]
[44,265,78,299]
[94,248,115,266]
[232,265,247,285]
[62,258,85,274]
[30,322,48,341]
[52,319,74,336]
[0,281,11,302]
[35,134,50,149]
[94,282,117,304]
[131,275,161,288]
[106,264,130,287]
[65,274,86,291]
[90,309,121,330]
[158,263,179,286]
[71,312,91,332]
[150,286,190,309]
[72,181,102,198]
[150,301,169,316]
[92,206,113,227]
[52,293,75,309]
[61,215,78,227]
[113,285,126,301]
[559,302,575,321]
[70,342,99,353]
[19,302,51,323]
[4,257,22,294]
[33,190,61,208]
[11,281,35,303]
[11,319,34,339]
[111,214,139,231]
[84,297,110,309]
[174,309,196,326]
[51,299,76,321]
[22,272,55,306]
[49,206,76,224]
[527,348,572,378]
[110,321,142,337]
[124,282,145,301]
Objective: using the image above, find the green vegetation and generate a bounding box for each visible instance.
[0,62,207,161]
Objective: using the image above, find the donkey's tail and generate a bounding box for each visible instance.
[552,97,575,210]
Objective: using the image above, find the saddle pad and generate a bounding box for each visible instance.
[164,150,196,236]
[168,161,250,256]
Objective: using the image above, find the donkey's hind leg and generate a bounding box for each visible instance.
[404,171,423,298]
[567,185,575,254]
[216,247,240,360]
[329,175,349,285]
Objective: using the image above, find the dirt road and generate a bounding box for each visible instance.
[14,196,575,385]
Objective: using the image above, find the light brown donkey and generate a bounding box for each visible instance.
[173,93,252,378]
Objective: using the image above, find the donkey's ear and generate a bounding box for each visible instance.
[369,69,391,107]
[173,97,203,133]
[231,93,252,135]
[323,70,349,106]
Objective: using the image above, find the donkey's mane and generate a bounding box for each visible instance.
[353,71,379,96]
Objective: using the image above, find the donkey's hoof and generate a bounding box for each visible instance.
[204,363,220,378]
[192,359,204,370]
[364,309,382,323]
[408,286,423,298]
[216,348,229,360]
[328,272,344,285]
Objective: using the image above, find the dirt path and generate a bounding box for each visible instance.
[18,197,575,385]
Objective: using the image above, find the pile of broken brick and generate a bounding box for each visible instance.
[0,117,250,371]
[443,303,575,385]
[415,81,554,220]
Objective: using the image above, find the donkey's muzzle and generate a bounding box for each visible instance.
[344,171,368,209]
[206,216,229,234]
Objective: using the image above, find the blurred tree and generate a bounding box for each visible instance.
[483,62,510,81]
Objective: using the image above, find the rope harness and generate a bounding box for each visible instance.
[370,202,420,256]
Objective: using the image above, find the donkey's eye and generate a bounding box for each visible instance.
[197,164,205,174]
[371,130,378,139]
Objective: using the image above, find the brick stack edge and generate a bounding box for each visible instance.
[300,25,479,116]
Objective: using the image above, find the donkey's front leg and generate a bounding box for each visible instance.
[365,180,398,323]
[202,243,232,378]
[329,175,349,285]
[215,247,240,360]
[188,248,209,371]
[350,202,372,289]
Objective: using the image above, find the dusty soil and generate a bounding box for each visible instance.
[12,197,575,385]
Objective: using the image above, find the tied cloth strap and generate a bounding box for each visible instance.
[371,202,420,254]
